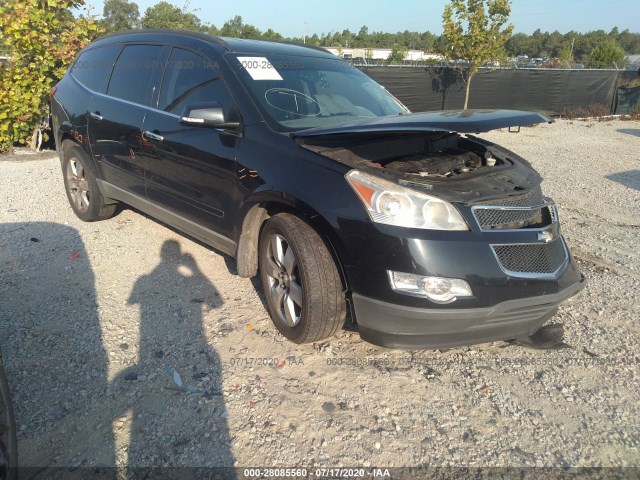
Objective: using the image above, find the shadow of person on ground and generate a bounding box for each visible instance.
[116,240,236,478]
[606,169,640,191]
[616,128,640,138]
[0,222,115,478]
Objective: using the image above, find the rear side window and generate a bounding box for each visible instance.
[107,44,163,105]
[158,48,234,116]
[70,45,120,92]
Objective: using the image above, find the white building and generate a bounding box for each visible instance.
[323,47,441,62]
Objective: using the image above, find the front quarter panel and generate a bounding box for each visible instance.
[233,125,363,262]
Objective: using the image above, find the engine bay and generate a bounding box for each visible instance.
[298,132,506,178]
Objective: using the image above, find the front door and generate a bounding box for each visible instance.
[141,47,240,243]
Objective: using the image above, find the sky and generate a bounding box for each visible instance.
[86,0,640,38]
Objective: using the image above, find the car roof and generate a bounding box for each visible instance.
[93,29,334,58]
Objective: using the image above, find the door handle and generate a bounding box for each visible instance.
[89,112,103,121]
[143,131,164,142]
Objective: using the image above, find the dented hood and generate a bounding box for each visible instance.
[293,109,551,137]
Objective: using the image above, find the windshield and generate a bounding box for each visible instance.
[226,53,409,132]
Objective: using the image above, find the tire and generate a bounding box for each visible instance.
[0,349,17,480]
[62,142,117,222]
[259,213,346,344]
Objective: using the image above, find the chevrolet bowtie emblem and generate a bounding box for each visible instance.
[537,231,554,243]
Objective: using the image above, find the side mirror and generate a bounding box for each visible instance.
[180,102,240,129]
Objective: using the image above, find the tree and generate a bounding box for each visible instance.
[141,1,201,30]
[219,15,244,37]
[557,41,574,66]
[441,0,513,109]
[263,29,283,40]
[590,39,626,68]
[505,32,529,56]
[387,44,408,64]
[0,0,102,151]
[241,23,262,39]
[102,0,139,32]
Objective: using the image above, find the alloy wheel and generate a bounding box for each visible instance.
[264,234,303,327]
[66,157,90,213]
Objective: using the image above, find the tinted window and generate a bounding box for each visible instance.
[159,48,234,116]
[107,45,163,105]
[229,54,408,132]
[70,45,120,92]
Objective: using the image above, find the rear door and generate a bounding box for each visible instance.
[140,47,240,243]
[88,44,164,196]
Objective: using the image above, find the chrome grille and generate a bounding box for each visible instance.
[492,239,568,276]
[472,187,552,230]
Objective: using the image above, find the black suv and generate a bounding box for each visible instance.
[51,30,585,349]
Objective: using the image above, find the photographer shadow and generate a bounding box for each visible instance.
[0,222,115,478]
[114,239,236,477]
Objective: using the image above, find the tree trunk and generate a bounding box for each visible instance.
[463,74,473,110]
[29,127,39,151]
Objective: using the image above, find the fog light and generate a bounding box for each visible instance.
[388,271,473,303]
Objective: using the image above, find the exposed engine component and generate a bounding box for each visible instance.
[383,148,482,176]
[298,131,507,178]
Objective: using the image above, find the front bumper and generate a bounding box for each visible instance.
[353,275,586,349]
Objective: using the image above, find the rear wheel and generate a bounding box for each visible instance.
[62,143,116,222]
[259,213,346,344]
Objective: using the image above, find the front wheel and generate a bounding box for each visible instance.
[258,213,346,344]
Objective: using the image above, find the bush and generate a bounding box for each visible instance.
[622,106,640,121]
[0,0,103,152]
[561,103,611,121]
[619,78,640,89]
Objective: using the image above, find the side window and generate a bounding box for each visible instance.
[70,45,120,92]
[107,45,163,105]
[159,48,235,117]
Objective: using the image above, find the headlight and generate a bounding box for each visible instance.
[346,170,468,230]
[388,271,473,303]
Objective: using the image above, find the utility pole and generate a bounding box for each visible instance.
[304,22,307,44]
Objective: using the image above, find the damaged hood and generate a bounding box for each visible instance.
[293,109,551,137]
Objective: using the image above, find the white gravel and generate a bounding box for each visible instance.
[0,119,639,472]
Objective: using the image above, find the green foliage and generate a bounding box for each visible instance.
[141,1,201,30]
[387,45,408,64]
[590,39,626,68]
[557,42,574,65]
[289,28,441,51]
[441,0,513,108]
[0,0,103,151]
[262,29,283,40]
[505,28,640,63]
[219,16,263,39]
[219,15,244,37]
[102,0,139,32]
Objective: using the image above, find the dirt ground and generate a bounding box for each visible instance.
[0,119,639,478]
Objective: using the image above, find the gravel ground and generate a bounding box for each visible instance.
[0,119,639,475]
